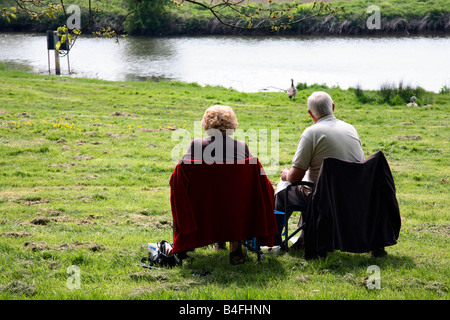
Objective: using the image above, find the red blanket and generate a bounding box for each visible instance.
[169,158,278,253]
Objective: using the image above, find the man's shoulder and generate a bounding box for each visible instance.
[318,117,356,131]
[302,117,357,137]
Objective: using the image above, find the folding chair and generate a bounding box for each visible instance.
[278,151,401,258]
[302,151,401,259]
[169,157,279,264]
[278,181,314,251]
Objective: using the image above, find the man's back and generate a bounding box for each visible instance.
[292,115,365,184]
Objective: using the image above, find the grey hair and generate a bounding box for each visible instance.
[307,91,334,118]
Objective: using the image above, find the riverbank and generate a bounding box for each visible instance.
[1,0,449,36]
[0,68,449,299]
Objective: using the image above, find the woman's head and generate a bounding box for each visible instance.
[201,105,238,136]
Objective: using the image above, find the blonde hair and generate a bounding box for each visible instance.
[201,105,238,136]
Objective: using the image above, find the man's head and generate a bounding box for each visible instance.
[307,91,335,122]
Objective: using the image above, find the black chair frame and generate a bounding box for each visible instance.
[280,181,315,251]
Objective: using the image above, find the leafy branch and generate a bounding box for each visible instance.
[171,0,345,31]
[3,1,345,50]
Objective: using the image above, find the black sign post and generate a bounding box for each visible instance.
[46,30,70,75]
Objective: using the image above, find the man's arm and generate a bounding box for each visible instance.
[281,166,306,183]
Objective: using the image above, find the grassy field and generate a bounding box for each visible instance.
[0,67,448,300]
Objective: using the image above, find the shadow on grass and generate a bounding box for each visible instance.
[175,244,416,287]
[178,248,288,287]
[294,248,416,275]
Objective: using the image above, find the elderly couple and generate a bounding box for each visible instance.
[179,91,365,264]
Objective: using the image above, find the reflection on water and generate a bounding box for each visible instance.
[0,32,449,92]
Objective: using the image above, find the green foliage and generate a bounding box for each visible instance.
[1,0,449,35]
[353,82,436,106]
[439,84,450,94]
[124,0,172,35]
[296,82,308,91]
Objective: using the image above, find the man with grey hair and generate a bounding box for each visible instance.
[274,91,365,248]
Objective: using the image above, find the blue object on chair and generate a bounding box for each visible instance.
[274,210,285,246]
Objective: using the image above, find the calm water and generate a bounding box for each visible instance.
[0,33,449,92]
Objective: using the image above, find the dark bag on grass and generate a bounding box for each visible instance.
[141,240,181,268]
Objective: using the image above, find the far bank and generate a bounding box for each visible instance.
[0,0,449,36]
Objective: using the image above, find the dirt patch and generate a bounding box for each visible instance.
[124,213,172,229]
[413,223,450,237]
[110,111,137,117]
[405,277,448,294]
[73,153,94,160]
[79,174,100,179]
[139,126,178,133]
[30,217,51,226]
[77,218,96,225]
[1,231,33,237]
[390,162,416,167]
[393,135,421,140]
[48,162,76,168]
[24,241,49,251]
[139,128,161,132]
[295,275,311,283]
[105,132,139,139]
[131,286,157,296]
[84,131,100,136]
[17,112,32,118]
[129,271,169,282]
[71,241,105,252]
[39,208,65,216]
[13,197,49,206]
[24,241,106,252]
[0,280,36,297]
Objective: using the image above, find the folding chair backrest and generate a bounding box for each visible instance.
[169,157,279,254]
[304,151,401,259]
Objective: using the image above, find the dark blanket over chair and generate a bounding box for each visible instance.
[169,157,278,254]
[304,151,401,259]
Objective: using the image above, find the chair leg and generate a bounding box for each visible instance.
[242,240,262,263]
[283,194,289,252]
[281,211,306,251]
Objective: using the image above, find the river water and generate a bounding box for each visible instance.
[0,32,449,93]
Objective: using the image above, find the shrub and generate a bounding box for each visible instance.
[296,83,308,91]
[392,94,405,105]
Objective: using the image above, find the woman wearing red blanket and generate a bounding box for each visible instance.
[181,105,253,265]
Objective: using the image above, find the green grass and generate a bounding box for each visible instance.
[0,67,448,300]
